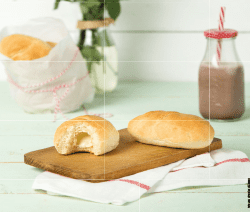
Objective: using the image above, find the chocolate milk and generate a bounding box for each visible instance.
[199,62,245,119]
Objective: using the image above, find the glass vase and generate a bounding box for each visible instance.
[84,27,118,94]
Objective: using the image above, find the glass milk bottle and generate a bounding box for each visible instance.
[84,27,118,94]
[199,29,245,120]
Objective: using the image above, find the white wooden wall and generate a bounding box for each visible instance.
[0,0,249,81]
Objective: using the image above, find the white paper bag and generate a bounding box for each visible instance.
[0,17,94,114]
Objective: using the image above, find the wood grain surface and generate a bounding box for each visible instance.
[24,128,222,182]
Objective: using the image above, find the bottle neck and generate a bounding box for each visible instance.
[202,37,242,67]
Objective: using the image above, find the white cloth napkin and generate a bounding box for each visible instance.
[32,148,250,205]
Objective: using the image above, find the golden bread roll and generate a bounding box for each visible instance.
[0,34,53,60]
[54,115,119,156]
[46,41,57,48]
[128,111,215,149]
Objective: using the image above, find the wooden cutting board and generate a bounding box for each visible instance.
[24,128,222,183]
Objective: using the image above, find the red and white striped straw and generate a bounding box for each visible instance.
[216,7,226,65]
[218,7,225,31]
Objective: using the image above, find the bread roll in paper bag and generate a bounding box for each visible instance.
[0,17,94,114]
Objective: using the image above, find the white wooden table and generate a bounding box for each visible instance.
[0,81,250,212]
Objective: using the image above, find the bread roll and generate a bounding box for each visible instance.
[0,34,53,60]
[54,115,119,156]
[128,111,215,149]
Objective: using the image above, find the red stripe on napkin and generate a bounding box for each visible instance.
[110,179,151,190]
[170,157,250,173]
[215,158,250,166]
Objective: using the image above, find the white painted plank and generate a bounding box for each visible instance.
[0,31,250,81]
[0,0,249,32]
[117,61,250,82]
[0,93,250,136]
[0,163,247,193]
[0,0,81,31]
[112,32,250,81]
[112,31,249,63]
[0,191,248,212]
[0,136,54,162]
[0,192,141,211]
[113,32,206,62]
[112,0,210,31]
[112,0,250,31]
[117,61,200,81]
[0,163,43,179]
[209,0,250,32]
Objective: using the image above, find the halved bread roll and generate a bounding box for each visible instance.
[128,111,215,149]
[54,115,119,156]
[0,34,54,60]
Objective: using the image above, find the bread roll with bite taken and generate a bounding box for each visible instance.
[128,111,215,149]
[54,115,119,156]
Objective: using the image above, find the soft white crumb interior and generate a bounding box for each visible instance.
[76,132,93,148]
[58,124,97,154]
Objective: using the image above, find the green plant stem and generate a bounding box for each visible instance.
[78,29,86,49]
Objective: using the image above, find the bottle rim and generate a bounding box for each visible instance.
[204,29,238,39]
